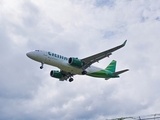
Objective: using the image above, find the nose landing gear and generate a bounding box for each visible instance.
[40,62,44,69]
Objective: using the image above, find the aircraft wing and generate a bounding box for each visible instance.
[81,40,127,69]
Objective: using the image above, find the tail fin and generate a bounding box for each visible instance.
[105,60,116,72]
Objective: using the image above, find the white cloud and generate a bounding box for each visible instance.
[0,0,160,120]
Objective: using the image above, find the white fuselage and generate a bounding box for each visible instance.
[26,50,102,75]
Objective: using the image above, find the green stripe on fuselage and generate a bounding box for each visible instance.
[87,69,119,78]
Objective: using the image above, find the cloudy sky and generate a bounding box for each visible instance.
[0,0,160,120]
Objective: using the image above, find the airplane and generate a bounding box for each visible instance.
[26,40,129,82]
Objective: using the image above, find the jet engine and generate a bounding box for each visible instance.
[68,57,84,68]
[50,70,63,79]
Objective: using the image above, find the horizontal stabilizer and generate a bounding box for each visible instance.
[113,69,129,75]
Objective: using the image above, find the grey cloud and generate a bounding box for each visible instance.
[102,30,117,39]
[156,17,160,21]
[94,0,115,7]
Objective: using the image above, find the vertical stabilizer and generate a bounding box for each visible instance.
[105,60,116,72]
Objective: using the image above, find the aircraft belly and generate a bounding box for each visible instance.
[59,65,103,75]
[46,58,82,74]
[59,64,83,75]
[86,66,102,74]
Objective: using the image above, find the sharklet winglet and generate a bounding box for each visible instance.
[122,40,127,46]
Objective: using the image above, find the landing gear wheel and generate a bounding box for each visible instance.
[40,66,43,69]
[69,78,73,82]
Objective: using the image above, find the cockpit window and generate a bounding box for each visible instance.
[35,50,39,52]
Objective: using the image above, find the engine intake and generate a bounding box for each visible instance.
[50,70,63,79]
[68,57,84,68]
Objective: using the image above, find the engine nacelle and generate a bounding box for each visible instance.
[50,70,63,79]
[68,57,84,68]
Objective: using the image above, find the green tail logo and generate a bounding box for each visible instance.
[105,60,116,72]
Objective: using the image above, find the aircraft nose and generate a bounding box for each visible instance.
[26,52,34,59]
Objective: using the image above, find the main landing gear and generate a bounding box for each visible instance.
[69,78,74,82]
[40,62,44,69]
[68,71,86,82]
